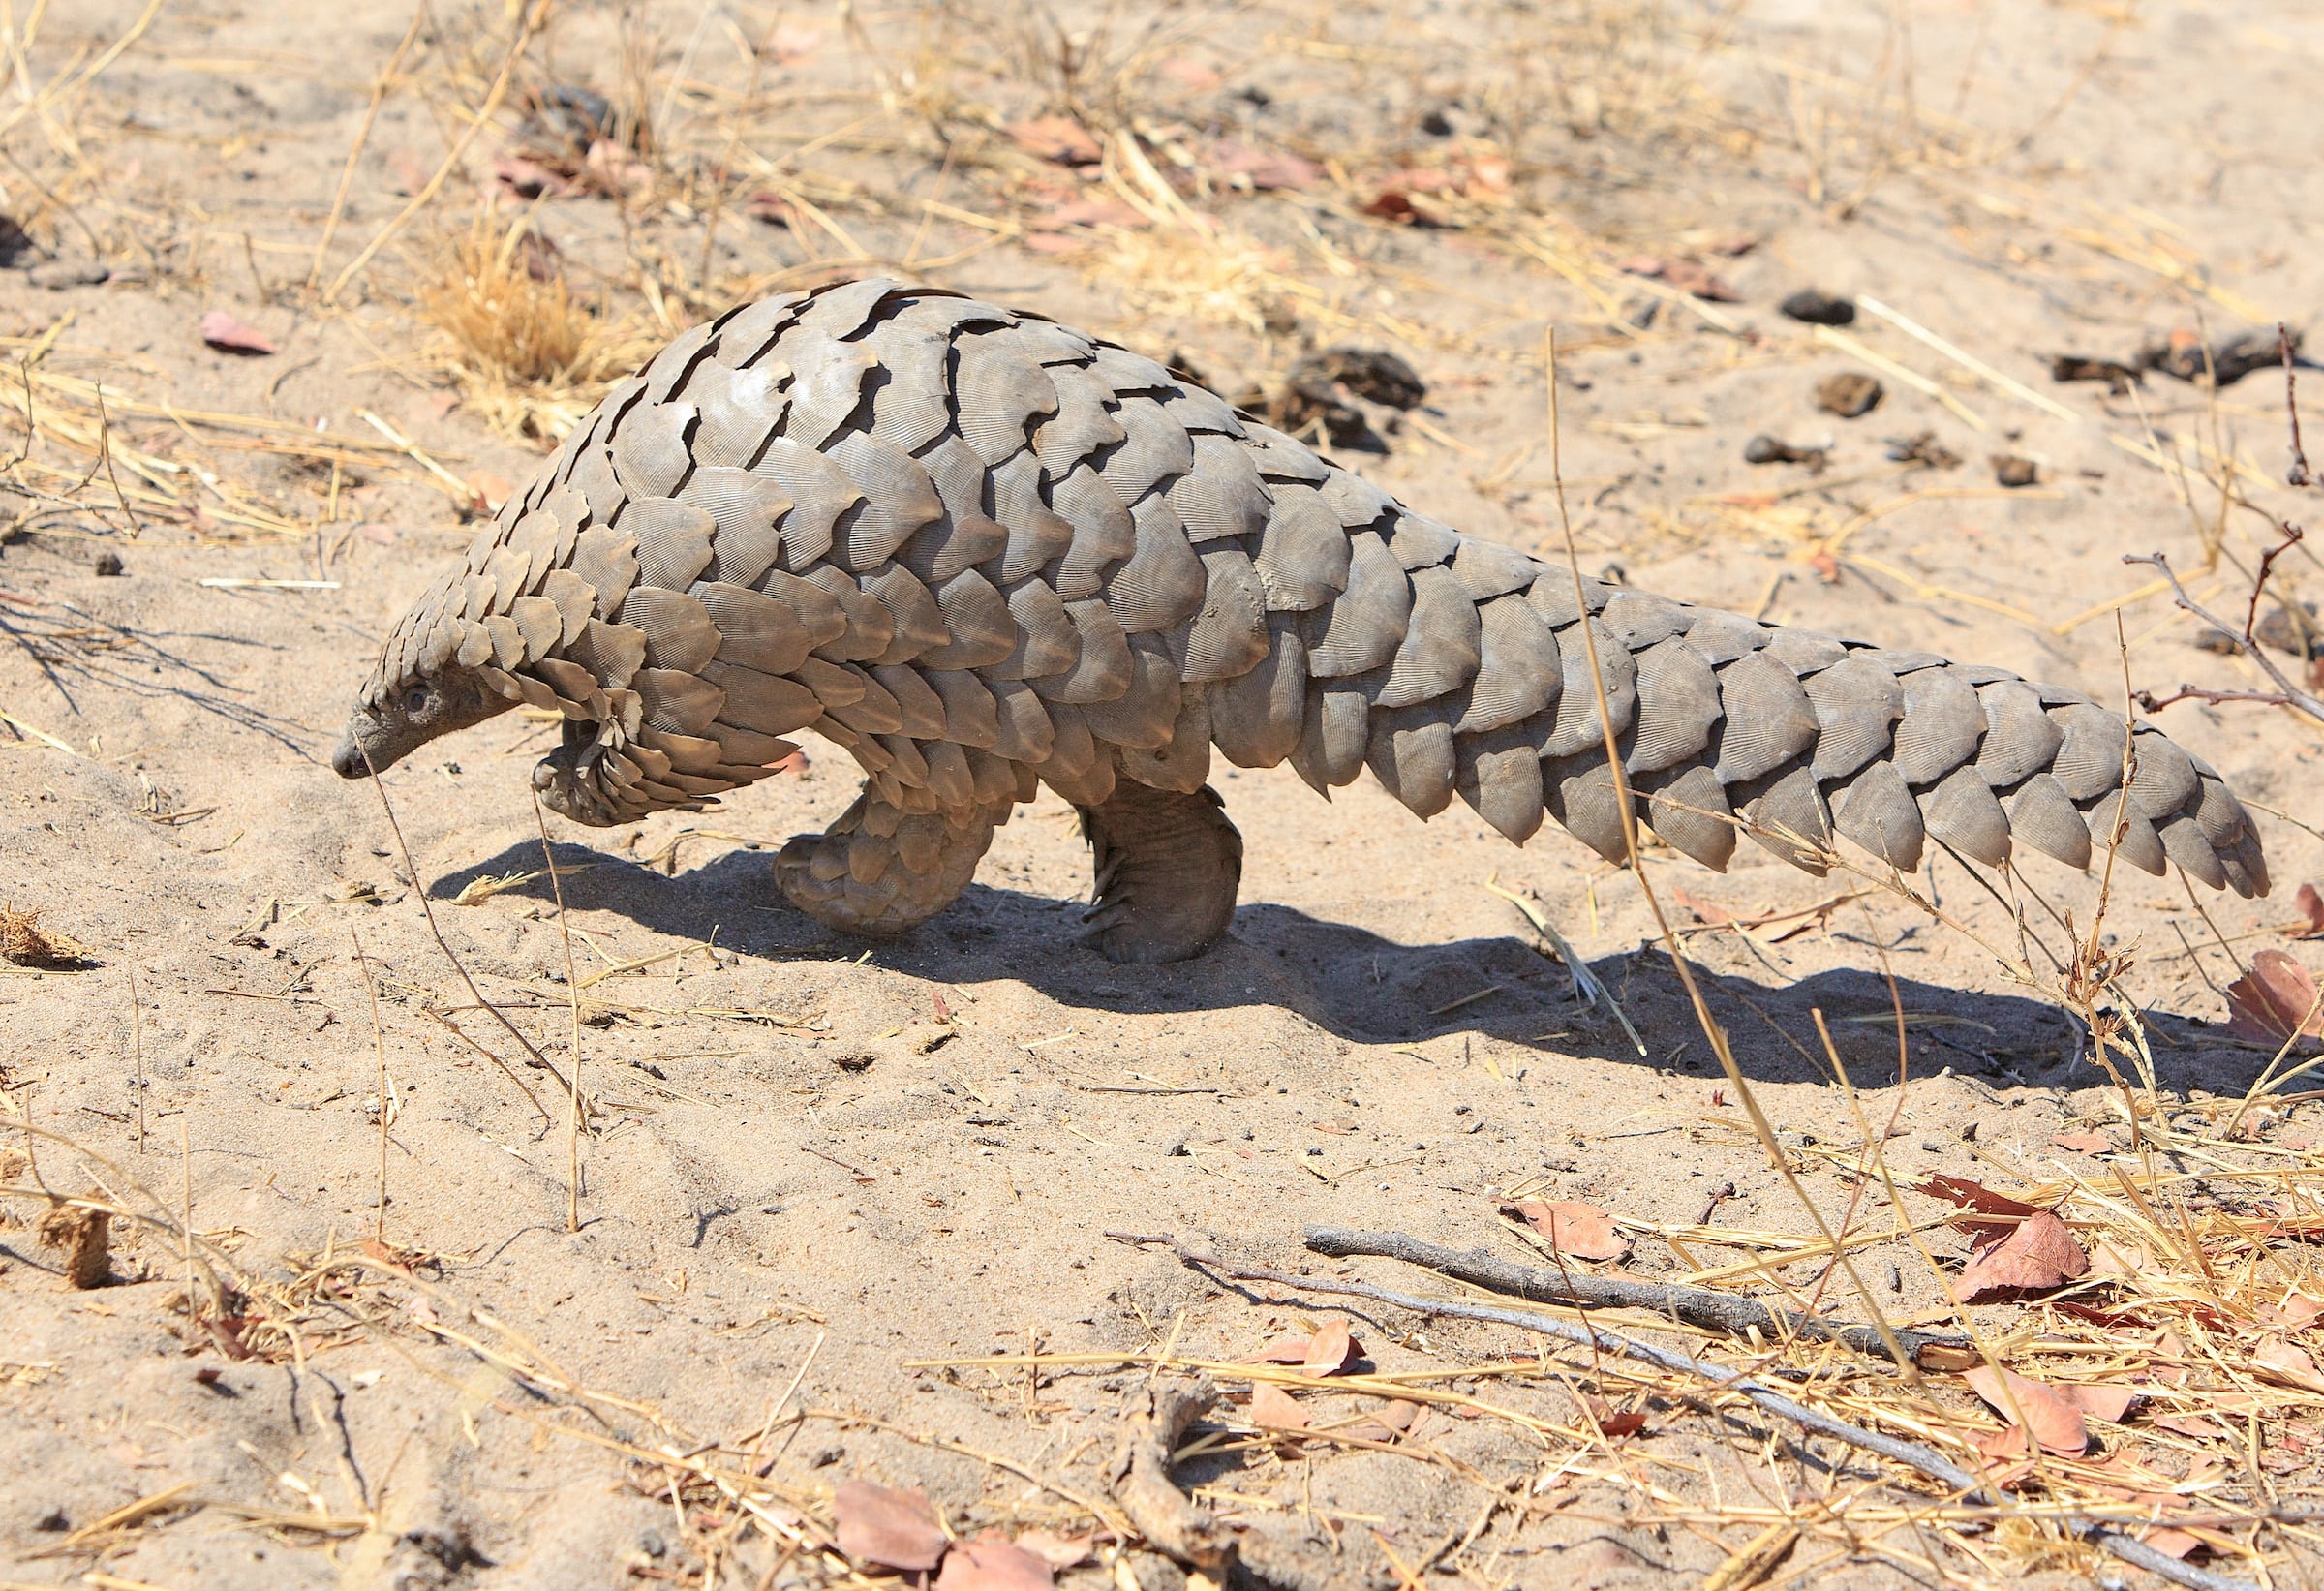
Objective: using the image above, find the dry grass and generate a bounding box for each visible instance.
[0,903,91,968]
[1,0,2321,1586]
[414,208,664,444]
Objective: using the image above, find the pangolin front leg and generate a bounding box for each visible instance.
[776,784,1016,936]
[1079,780,1245,964]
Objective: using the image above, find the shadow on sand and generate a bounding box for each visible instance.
[431,838,2262,1093]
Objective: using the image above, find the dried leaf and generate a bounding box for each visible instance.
[1588,1398,1648,1439]
[1301,1318,1359,1376]
[2050,1132,2113,1154]
[1038,197,1145,229]
[1616,255,1739,300]
[2291,883,2323,936]
[199,309,275,355]
[1951,1210,2090,1300]
[1006,116,1101,167]
[1918,1174,2040,1220]
[935,1531,1054,1591]
[2155,1413,2227,1441]
[2225,950,2324,1043]
[2062,1383,2139,1423]
[1511,1200,1630,1261]
[1362,191,1426,225]
[2262,1291,2324,1331]
[1249,1381,1307,1430]
[2142,1528,2203,1561]
[1210,140,1319,191]
[2256,1337,2324,1393]
[1248,1332,1315,1364]
[834,1479,947,1572]
[1013,1531,1093,1571]
[1965,1365,2089,1455]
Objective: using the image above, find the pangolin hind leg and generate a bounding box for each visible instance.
[776,784,1015,936]
[1079,781,1245,964]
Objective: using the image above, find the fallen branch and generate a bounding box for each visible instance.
[1109,1232,2262,1591]
[1301,1226,1974,1370]
[2124,549,2324,720]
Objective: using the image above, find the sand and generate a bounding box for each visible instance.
[3,0,2322,1586]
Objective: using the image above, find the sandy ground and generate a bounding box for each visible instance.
[3,1,2323,1587]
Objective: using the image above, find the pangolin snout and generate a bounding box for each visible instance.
[331,722,373,780]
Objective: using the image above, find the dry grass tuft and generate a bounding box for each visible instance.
[415,209,663,444]
[0,903,92,968]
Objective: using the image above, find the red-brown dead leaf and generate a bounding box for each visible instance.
[2256,1337,2324,1393]
[2051,1131,2114,1154]
[1659,257,1741,301]
[1616,254,1739,300]
[1007,116,1101,167]
[2291,883,2324,936]
[2063,1383,2140,1423]
[462,471,514,518]
[2142,1528,2203,1561]
[1951,1209,2090,1300]
[1301,1318,1360,1376]
[935,1530,1054,1591]
[493,155,580,200]
[1918,1174,2039,1218]
[1248,1332,1314,1364]
[834,1479,947,1572]
[1671,885,1733,926]
[1159,57,1221,91]
[1809,548,1842,584]
[2156,1413,2228,1441]
[1511,1199,1630,1261]
[1362,191,1427,225]
[766,22,821,63]
[1012,1531,1093,1571]
[1965,1365,2089,1455]
[1585,1395,1648,1438]
[2262,1291,2324,1331]
[1249,1381,1308,1430]
[1039,196,1145,229]
[2225,950,2324,1043]
[199,310,275,356]
[1211,140,1320,191]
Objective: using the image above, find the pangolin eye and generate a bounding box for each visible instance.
[405,686,433,715]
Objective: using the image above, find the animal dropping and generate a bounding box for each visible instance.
[335,280,2270,964]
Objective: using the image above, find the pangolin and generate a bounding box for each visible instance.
[332,278,2269,963]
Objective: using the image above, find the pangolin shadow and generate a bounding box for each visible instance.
[432,840,2258,1092]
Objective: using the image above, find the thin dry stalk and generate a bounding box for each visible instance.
[530,788,585,1233]
[307,0,427,291]
[352,925,389,1245]
[325,0,549,303]
[354,744,573,1121]
[127,962,141,1154]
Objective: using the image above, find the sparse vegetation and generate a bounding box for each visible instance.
[0,2,2319,1588]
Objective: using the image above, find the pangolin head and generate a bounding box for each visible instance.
[331,572,516,780]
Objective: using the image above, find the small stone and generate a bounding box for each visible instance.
[1780,288,1855,325]
[2193,629,2242,656]
[1816,372,1883,418]
[2255,600,2321,659]
[1744,434,1827,471]
[1991,453,2039,488]
[92,550,124,576]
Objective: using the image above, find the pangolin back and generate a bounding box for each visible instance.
[362,278,2268,900]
